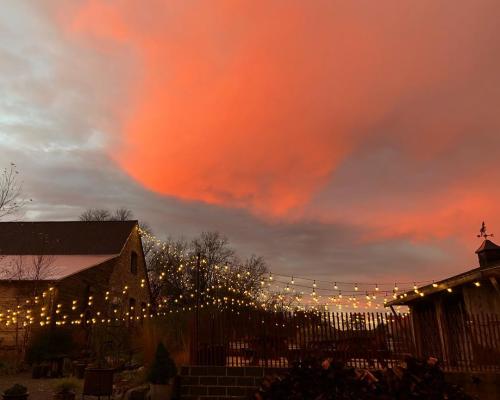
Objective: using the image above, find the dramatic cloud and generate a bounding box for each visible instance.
[54,0,500,221]
[1,1,500,285]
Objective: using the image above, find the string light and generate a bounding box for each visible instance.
[0,230,429,327]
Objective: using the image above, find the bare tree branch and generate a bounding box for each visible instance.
[0,255,55,281]
[145,231,268,307]
[111,207,134,221]
[79,207,135,222]
[30,254,56,281]
[0,255,26,280]
[0,163,29,219]
[79,208,111,221]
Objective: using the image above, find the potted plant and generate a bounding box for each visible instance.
[147,343,177,400]
[2,384,28,400]
[53,379,79,400]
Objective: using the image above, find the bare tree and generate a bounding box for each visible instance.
[138,221,154,257]
[79,207,152,255]
[192,231,236,267]
[1,253,56,360]
[79,208,111,221]
[0,254,55,284]
[111,207,134,221]
[145,231,268,308]
[0,163,29,219]
[0,255,26,280]
[146,237,191,304]
[30,254,56,281]
[29,254,56,298]
[79,207,136,222]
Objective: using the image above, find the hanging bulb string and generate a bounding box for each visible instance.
[139,229,434,288]
[269,271,431,287]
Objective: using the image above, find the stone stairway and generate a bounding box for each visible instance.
[179,366,286,400]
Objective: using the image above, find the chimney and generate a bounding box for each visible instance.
[475,239,500,268]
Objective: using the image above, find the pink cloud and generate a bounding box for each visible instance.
[52,0,500,235]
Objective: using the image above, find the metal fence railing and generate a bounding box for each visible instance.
[190,309,500,372]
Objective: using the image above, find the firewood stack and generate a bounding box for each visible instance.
[254,356,476,400]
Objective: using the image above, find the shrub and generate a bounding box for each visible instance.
[4,384,28,396]
[147,343,177,385]
[54,378,79,394]
[0,360,17,376]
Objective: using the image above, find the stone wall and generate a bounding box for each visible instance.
[0,280,51,359]
[0,226,151,359]
[180,366,287,400]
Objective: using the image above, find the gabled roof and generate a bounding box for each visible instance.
[386,264,500,307]
[0,221,138,255]
[387,239,500,307]
[475,239,500,253]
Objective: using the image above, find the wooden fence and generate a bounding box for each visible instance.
[190,309,500,372]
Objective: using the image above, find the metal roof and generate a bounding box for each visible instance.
[0,221,137,255]
[0,254,119,280]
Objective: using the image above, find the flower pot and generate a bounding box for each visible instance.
[148,383,173,400]
[2,394,29,400]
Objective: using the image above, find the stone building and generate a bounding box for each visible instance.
[0,220,151,359]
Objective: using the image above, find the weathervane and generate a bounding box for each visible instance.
[477,221,494,239]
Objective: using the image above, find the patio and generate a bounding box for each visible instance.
[0,367,148,400]
[0,372,83,400]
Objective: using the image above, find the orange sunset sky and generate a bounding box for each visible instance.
[1,1,500,284]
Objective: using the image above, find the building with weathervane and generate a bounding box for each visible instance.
[386,223,500,367]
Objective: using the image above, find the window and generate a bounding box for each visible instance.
[130,251,138,275]
[129,297,136,311]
